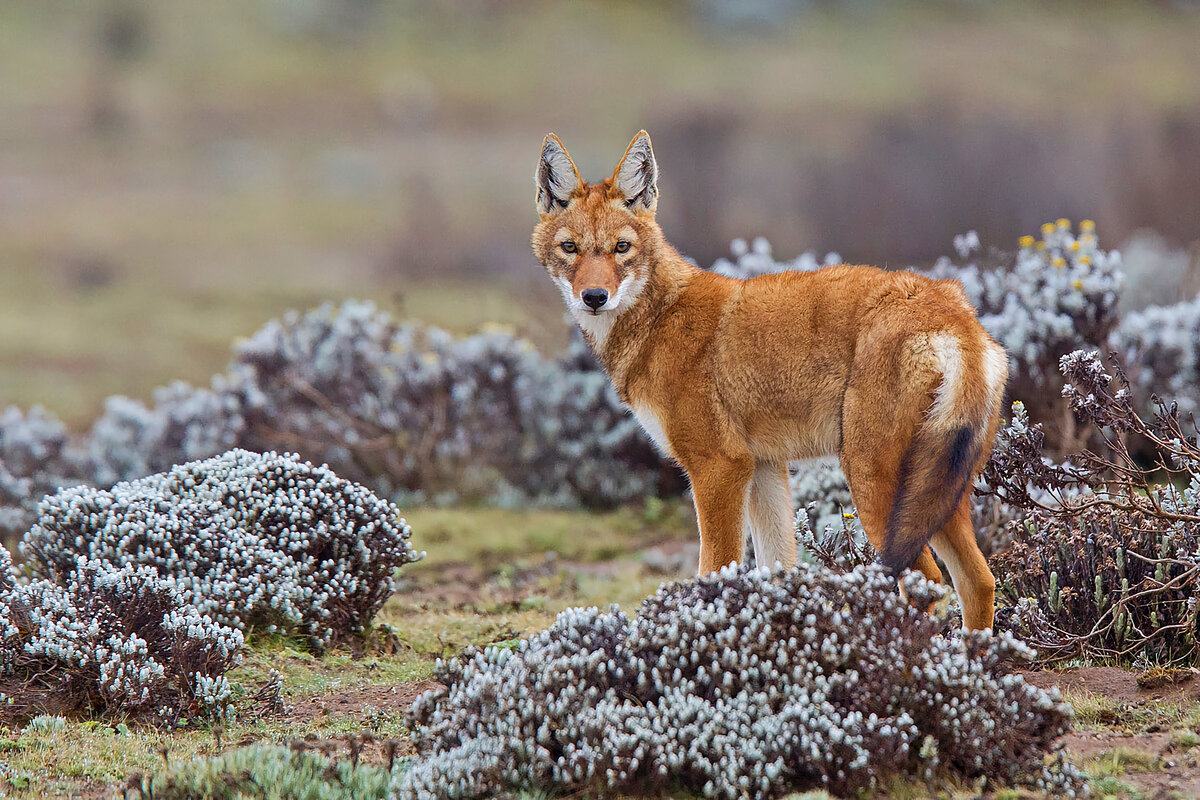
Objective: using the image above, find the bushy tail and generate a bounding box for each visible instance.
[879,338,1007,575]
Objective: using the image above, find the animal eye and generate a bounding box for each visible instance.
[560,241,577,254]
[615,240,631,254]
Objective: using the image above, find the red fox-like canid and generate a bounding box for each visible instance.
[530,131,1008,630]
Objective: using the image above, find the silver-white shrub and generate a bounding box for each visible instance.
[788,457,855,537]
[21,449,422,648]
[711,236,841,278]
[0,301,668,538]
[0,544,243,724]
[1115,293,1200,421]
[88,380,245,488]
[0,406,77,542]
[228,301,665,507]
[397,562,1083,799]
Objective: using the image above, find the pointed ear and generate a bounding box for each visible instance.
[535,133,582,215]
[613,130,658,213]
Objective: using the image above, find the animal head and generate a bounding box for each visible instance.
[530,131,664,322]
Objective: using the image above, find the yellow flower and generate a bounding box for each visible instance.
[1078,255,1092,265]
[1081,219,1096,232]
[1018,235,1035,248]
[1069,241,1081,252]
[1071,279,1084,290]
[1056,217,1071,230]
[1035,241,1046,250]
[842,511,856,519]
[1052,257,1067,268]
[1041,222,1056,237]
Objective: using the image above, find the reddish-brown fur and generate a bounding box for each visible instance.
[531,131,1007,630]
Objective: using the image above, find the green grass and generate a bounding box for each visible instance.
[233,638,431,694]
[1061,684,1200,733]
[1089,775,1144,800]
[1172,729,1200,750]
[402,502,693,571]
[1086,747,1161,778]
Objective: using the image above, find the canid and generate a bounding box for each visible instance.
[530,131,1007,630]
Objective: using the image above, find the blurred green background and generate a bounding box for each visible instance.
[2,0,1199,426]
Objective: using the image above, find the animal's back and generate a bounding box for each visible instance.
[708,265,989,462]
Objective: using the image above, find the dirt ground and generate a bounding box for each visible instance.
[1023,667,1200,799]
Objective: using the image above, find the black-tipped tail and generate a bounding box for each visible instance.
[879,424,981,575]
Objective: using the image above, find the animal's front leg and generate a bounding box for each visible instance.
[687,456,755,574]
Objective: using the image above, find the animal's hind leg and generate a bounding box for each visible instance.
[747,462,796,570]
[840,387,943,585]
[930,496,995,630]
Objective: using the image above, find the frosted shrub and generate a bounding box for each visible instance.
[398,562,1082,799]
[1116,293,1200,421]
[228,303,536,501]
[0,301,670,539]
[711,235,842,278]
[0,544,242,724]
[88,380,245,487]
[0,406,77,542]
[227,301,666,507]
[21,449,423,648]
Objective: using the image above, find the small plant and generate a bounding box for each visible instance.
[21,449,423,649]
[20,715,68,734]
[984,351,1200,664]
[129,740,399,799]
[399,561,1083,799]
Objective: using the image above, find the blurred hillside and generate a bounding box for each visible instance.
[2,0,1199,424]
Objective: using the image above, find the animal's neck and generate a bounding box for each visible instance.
[583,246,698,397]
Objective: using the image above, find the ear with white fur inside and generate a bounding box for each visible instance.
[614,130,658,213]
[535,133,582,215]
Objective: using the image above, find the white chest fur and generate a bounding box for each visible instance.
[630,401,673,457]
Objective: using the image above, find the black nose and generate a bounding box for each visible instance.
[581,289,609,310]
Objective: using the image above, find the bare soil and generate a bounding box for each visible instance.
[1027,667,1200,800]
[1023,666,1200,706]
[286,680,439,727]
